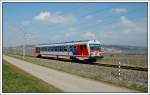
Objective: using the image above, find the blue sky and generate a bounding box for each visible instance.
[3,2,147,47]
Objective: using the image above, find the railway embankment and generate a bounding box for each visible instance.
[3,53,148,92]
[3,55,140,92]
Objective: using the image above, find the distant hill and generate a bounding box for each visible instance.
[102,45,147,54]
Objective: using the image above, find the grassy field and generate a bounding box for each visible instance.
[3,53,148,92]
[2,60,63,93]
[98,53,147,68]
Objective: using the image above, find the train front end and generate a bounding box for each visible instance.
[88,40,104,61]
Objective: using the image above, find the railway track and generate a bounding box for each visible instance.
[92,62,148,72]
[7,54,148,72]
[38,57,148,72]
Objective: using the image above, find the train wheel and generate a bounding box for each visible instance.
[36,54,41,58]
[70,56,77,62]
[86,58,96,62]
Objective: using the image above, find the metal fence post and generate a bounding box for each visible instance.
[118,61,121,80]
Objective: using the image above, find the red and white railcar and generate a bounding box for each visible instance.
[35,40,104,62]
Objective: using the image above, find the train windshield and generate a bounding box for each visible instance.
[90,44,101,50]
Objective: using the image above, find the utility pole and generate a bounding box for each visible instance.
[23,31,26,59]
[19,25,26,59]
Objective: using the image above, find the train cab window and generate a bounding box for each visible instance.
[90,44,101,50]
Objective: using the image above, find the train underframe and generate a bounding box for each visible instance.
[36,53,103,62]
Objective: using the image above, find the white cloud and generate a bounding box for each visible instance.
[34,11,77,25]
[97,16,147,46]
[84,32,96,39]
[120,16,134,26]
[119,16,144,34]
[85,15,93,19]
[111,8,128,14]
[35,11,50,21]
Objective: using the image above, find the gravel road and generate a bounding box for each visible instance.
[3,55,139,92]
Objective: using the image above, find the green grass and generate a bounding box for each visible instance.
[2,60,63,93]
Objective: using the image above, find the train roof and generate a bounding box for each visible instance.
[36,40,101,47]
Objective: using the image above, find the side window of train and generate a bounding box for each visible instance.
[41,47,45,51]
[48,47,50,51]
[67,46,69,51]
[49,47,51,51]
[74,45,76,50]
[54,47,56,51]
[56,46,58,51]
[62,46,64,51]
[70,45,74,51]
[60,46,62,51]
[51,47,53,51]
[57,46,59,51]
[68,45,70,51]
[58,46,60,51]
[69,45,71,51]
[50,47,51,51]
[59,46,61,51]
[63,46,66,51]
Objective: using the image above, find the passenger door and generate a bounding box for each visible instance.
[77,44,88,56]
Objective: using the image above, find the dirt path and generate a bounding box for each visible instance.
[3,55,139,92]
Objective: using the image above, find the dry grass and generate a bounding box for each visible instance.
[98,53,147,68]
